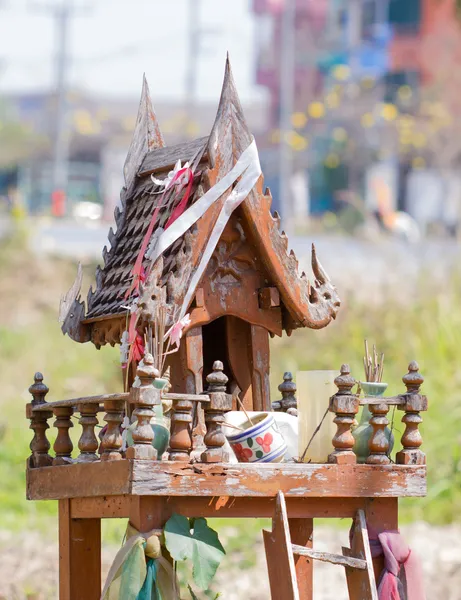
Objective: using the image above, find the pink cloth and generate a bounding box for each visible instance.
[367,528,426,600]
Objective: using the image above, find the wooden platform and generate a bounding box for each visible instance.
[27,460,426,502]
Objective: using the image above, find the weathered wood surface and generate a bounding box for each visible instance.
[139,136,208,177]
[263,491,300,600]
[130,462,426,497]
[292,544,366,570]
[289,518,313,600]
[33,393,127,412]
[27,461,426,500]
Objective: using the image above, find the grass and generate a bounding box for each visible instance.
[0,229,461,595]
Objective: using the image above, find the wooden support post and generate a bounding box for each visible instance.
[396,361,427,465]
[59,498,101,600]
[328,365,358,465]
[250,325,271,412]
[365,498,398,586]
[100,398,124,461]
[126,353,160,460]
[77,403,99,463]
[289,518,313,600]
[53,407,74,466]
[27,372,53,468]
[201,361,232,463]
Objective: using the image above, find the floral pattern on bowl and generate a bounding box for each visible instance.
[226,413,287,463]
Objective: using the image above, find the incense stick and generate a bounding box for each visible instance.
[235,395,254,427]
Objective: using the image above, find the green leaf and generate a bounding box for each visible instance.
[191,518,226,590]
[256,450,263,459]
[247,437,253,448]
[164,513,192,561]
[164,515,226,591]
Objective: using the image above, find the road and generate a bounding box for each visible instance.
[3,217,460,300]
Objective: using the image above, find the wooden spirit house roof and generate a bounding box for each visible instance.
[60,58,340,349]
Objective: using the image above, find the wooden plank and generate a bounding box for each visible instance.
[70,495,371,520]
[59,499,101,600]
[289,519,313,600]
[250,324,271,412]
[27,461,426,501]
[139,136,208,177]
[27,459,131,500]
[263,492,299,600]
[131,462,426,498]
[342,510,378,600]
[292,544,366,570]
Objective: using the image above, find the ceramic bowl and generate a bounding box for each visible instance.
[226,412,287,463]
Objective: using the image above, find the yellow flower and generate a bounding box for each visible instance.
[308,102,325,119]
[291,112,307,129]
[361,113,374,128]
[381,103,398,121]
[332,65,350,81]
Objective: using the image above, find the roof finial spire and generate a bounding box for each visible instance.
[123,74,165,190]
[207,55,252,171]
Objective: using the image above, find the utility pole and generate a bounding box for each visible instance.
[278,0,296,232]
[31,1,89,216]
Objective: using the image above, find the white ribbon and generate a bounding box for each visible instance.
[149,138,262,319]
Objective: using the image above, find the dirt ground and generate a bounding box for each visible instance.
[0,521,459,599]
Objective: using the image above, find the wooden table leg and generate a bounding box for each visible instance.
[59,498,101,600]
[365,498,398,585]
[289,518,313,600]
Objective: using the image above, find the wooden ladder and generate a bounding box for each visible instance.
[263,492,378,600]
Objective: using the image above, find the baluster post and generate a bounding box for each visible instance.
[396,361,428,465]
[201,361,232,463]
[78,403,99,462]
[126,354,160,460]
[168,398,194,462]
[366,402,391,465]
[53,407,74,465]
[328,364,358,465]
[272,372,297,415]
[101,399,124,461]
[26,372,53,468]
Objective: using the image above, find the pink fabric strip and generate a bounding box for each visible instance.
[366,527,425,600]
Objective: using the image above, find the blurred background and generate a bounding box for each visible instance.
[1,0,461,598]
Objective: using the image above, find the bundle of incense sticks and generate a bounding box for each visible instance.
[363,340,384,383]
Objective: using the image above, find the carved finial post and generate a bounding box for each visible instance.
[53,406,74,465]
[77,403,99,462]
[396,361,428,465]
[273,372,297,414]
[100,398,124,461]
[126,353,160,460]
[328,364,359,464]
[201,361,232,463]
[26,373,53,468]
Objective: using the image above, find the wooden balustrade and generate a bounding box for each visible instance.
[201,361,232,463]
[396,361,427,465]
[168,397,194,462]
[328,365,359,465]
[27,372,53,468]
